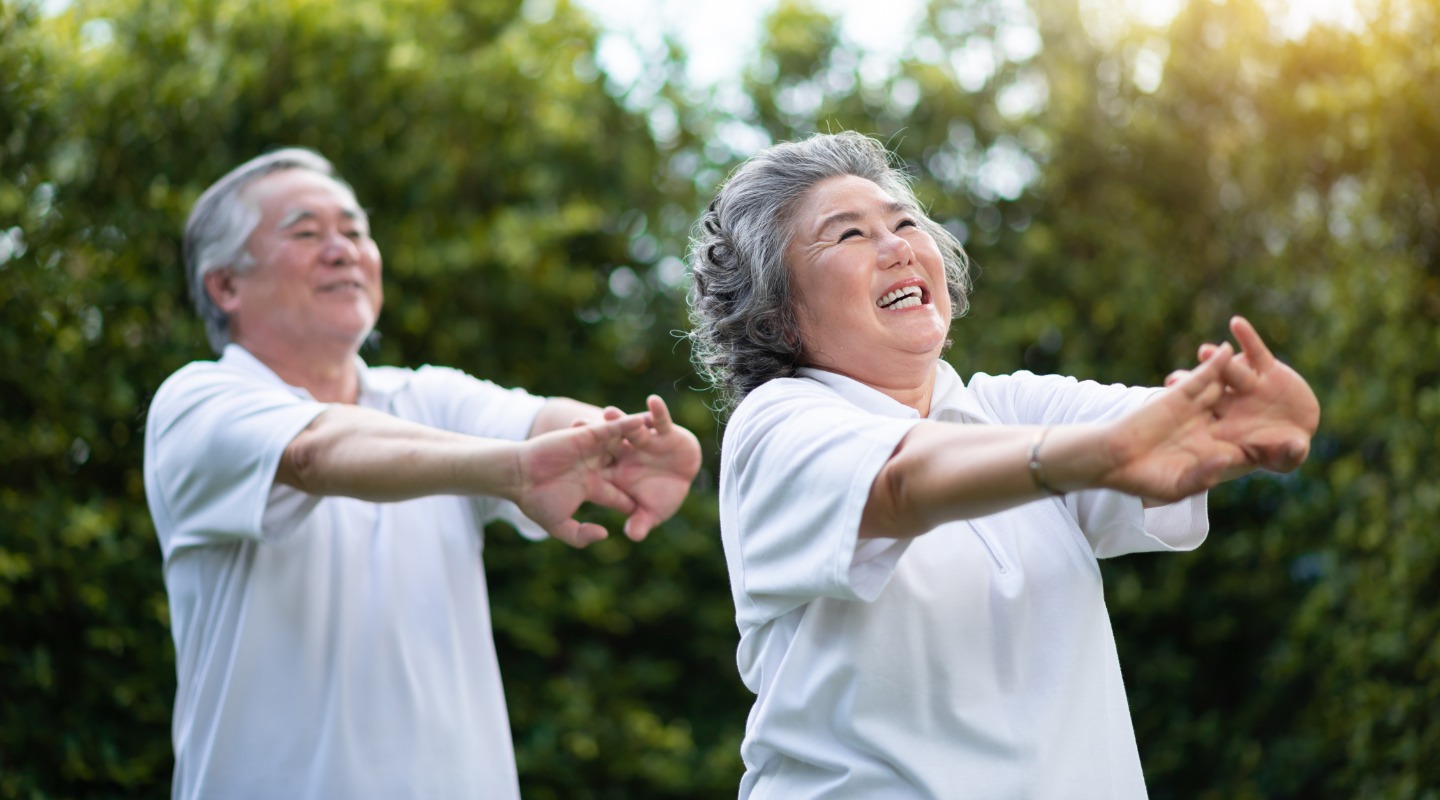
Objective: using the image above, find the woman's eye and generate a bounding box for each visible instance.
[345,230,364,240]
[839,228,863,241]
[897,218,917,230]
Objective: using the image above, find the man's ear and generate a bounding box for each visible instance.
[204,268,241,313]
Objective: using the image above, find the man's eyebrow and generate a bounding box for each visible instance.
[276,207,366,230]
[277,209,317,230]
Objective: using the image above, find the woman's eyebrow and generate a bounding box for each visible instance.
[814,201,910,234]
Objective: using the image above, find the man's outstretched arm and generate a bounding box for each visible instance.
[276,404,649,546]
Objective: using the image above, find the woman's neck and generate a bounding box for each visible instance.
[809,360,938,417]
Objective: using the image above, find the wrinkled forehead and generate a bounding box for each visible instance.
[788,174,912,238]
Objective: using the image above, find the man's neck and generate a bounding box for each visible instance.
[237,338,362,404]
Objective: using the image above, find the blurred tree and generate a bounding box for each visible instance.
[689,0,1440,796]
[1072,2,1440,797]
[3,0,1437,796]
[0,0,739,797]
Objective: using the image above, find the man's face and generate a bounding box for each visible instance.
[213,169,383,355]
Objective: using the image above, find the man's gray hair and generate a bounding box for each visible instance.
[687,131,970,412]
[183,147,348,353]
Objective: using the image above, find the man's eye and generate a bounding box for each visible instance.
[839,228,863,241]
[897,218,918,230]
[293,230,318,238]
[345,230,365,240]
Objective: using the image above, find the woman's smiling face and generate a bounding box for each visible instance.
[784,174,952,387]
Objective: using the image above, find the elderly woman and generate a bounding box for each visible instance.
[688,132,1318,798]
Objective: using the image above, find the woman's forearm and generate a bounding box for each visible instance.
[861,423,1113,538]
[862,348,1245,539]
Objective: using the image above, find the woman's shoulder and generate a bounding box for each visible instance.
[964,369,1154,425]
[745,373,839,404]
[964,369,1092,402]
[728,375,840,432]
[725,371,921,457]
[733,371,896,424]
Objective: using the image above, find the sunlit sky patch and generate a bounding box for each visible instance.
[573,0,928,88]
[576,0,1367,91]
[571,0,1368,208]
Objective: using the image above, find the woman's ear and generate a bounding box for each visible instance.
[204,268,240,313]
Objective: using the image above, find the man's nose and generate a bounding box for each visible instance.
[321,232,359,265]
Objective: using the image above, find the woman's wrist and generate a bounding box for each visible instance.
[1027,428,1064,496]
[1031,423,1113,495]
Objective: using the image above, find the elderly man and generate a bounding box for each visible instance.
[143,148,701,799]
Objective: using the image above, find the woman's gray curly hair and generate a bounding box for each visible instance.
[687,131,970,412]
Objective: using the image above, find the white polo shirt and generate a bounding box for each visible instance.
[720,361,1207,800]
[144,345,547,800]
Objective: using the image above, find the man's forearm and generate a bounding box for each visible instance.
[528,397,607,437]
[277,405,521,502]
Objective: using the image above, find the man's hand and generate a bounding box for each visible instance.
[513,413,648,548]
[602,395,702,542]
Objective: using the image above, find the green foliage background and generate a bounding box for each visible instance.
[1,0,1436,797]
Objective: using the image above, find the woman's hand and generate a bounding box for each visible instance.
[1094,342,1249,503]
[1166,316,1320,476]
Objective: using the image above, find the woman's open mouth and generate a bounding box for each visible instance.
[877,284,928,310]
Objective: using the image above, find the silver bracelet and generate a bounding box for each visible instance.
[1028,427,1064,497]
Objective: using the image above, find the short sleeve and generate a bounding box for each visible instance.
[721,381,919,628]
[1066,489,1208,558]
[397,365,546,440]
[392,365,549,541]
[966,370,1151,427]
[145,365,326,558]
[970,371,1210,557]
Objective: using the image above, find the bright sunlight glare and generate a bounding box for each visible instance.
[1079,0,1366,45]
[582,0,1368,96]
[1261,0,1367,38]
[575,0,925,88]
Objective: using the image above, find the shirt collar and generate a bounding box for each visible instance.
[928,360,992,424]
[355,357,409,404]
[796,360,993,424]
[218,344,410,405]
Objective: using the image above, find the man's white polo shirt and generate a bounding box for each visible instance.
[144,345,545,800]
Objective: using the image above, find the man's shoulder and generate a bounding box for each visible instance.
[149,357,299,426]
[383,363,543,405]
[155,358,263,396]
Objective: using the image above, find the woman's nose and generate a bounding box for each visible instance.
[877,229,915,269]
